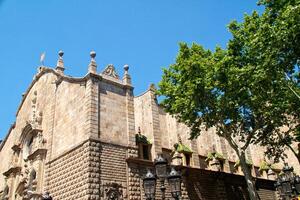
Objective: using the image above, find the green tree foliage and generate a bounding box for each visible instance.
[249,0,300,163]
[158,1,300,199]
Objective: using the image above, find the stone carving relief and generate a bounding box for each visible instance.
[102,64,119,79]
[4,120,47,199]
[28,91,43,128]
[101,182,125,200]
[15,166,39,200]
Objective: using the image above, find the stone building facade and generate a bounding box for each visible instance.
[0,51,298,200]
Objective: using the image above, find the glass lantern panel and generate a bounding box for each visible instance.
[295,182,300,194]
[169,179,176,192]
[282,182,292,194]
[286,171,294,180]
[169,178,181,193]
[144,180,156,195]
[174,177,181,191]
[156,164,167,179]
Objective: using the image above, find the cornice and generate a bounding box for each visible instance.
[3,165,21,177]
[16,67,90,116]
[27,148,47,161]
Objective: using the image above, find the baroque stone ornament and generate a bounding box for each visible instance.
[29,91,43,127]
[102,64,119,79]
[102,182,124,200]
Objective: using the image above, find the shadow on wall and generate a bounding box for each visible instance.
[184,171,248,200]
[184,168,276,200]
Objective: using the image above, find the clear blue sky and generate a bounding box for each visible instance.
[0,0,263,140]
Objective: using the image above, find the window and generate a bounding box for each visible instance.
[28,169,37,191]
[142,145,150,160]
[138,144,151,160]
[28,136,34,154]
[23,135,34,159]
[173,143,193,166]
[136,133,152,160]
[183,153,191,166]
[254,167,262,177]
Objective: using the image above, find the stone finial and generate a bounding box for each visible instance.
[88,50,97,74]
[56,50,65,74]
[149,83,158,103]
[124,64,129,74]
[149,83,156,92]
[123,64,131,85]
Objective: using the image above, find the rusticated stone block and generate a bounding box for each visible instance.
[45,140,101,200]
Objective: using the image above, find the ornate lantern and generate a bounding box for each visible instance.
[282,164,294,180]
[168,167,181,200]
[143,169,156,200]
[154,154,168,180]
[294,175,300,194]
[280,175,293,197]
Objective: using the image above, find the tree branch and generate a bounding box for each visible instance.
[242,132,253,151]
[285,72,300,100]
[277,130,299,160]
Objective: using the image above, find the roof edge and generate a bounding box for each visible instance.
[0,122,16,151]
[15,66,91,116]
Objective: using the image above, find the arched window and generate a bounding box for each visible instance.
[23,135,34,159]
[27,136,34,154]
[28,169,37,191]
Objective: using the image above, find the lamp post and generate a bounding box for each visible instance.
[154,155,168,200]
[143,154,182,200]
[275,163,300,200]
[168,167,182,200]
[143,170,157,200]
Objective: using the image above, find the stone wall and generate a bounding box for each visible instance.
[51,78,86,159]
[99,81,128,146]
[134,90,156,154]
[45,139,101,200]
[99,142,128,199]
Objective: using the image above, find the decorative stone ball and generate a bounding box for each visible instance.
[90,51,96,59]
[58,50,64,57]
[124,64,129,71]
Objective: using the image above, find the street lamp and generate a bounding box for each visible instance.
[282,164,294,180]
[280,175,293,198]
[168,167,182,200]
[275,163,300,200]
[143,169,156,200]
[294,175,300,195]
[154,154,168,200]
[143,154,182,200]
